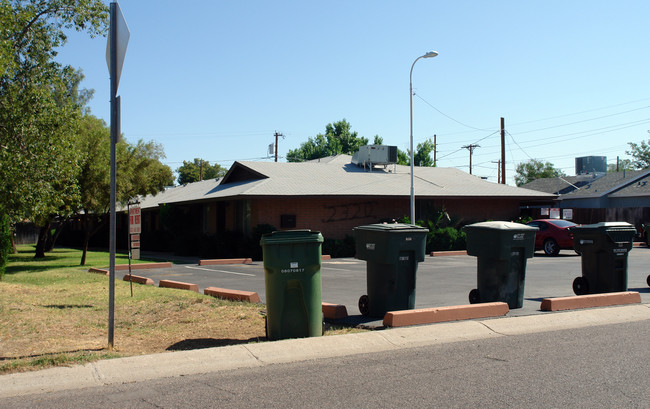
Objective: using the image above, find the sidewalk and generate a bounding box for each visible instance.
[2,303,649,399]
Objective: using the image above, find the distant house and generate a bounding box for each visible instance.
[520,170,650,233]
[132,154,553,255]
[518,174,597,196]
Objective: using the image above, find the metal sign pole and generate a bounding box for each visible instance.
[127,202,133,297]
[108,1,117,350]
[106,0,129,351]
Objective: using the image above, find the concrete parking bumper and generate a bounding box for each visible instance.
[383,302,509,327]
[541,291,641,311]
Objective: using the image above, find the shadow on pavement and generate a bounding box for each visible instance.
[629,287,650,293]
[532,253,580,258]
[166,337,265,351]
[326,314,385,330]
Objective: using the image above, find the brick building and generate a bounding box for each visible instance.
[137,154,553,251]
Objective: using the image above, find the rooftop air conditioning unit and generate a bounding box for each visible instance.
[352,145,398,169]
[576,156,606,175]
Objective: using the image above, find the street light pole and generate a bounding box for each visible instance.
[409,51,438,224]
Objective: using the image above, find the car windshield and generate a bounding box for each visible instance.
[549,220,577,228]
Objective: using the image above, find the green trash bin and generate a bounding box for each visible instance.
[260,230,324,341]
[571,222,636,295]
[354,223,428,318]
[463,221,537,309]
[643,223,650,246]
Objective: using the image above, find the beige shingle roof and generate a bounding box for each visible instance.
[146,155,553,206]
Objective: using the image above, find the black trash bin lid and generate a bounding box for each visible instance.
[260,230,324,245]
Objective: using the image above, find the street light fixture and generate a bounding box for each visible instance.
[409,51,438,224]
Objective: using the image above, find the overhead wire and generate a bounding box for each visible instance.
[506,105,650,136]
[506,97,650,127]
[412,92,495,132]
[415,90,649,149]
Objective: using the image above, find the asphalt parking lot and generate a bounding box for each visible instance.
[133,247,650,320]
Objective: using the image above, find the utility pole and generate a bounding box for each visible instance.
[200,159,203,181]
[500,117,506,184]
[462,144,480,175]
[433,134,437,166]
[491,160,501,183]
[274,131,284,162]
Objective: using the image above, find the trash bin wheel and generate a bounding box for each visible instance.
[264,315,268,339]
[573,276,589,295]
[543,238,560,256]
[469,288,480,304]
[358,295,370,316]
[647,274,650,287]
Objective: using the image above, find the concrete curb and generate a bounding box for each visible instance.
[2,304,648,399]
[199,258,253,266]
[204,287,261,303]
[383,302,509,327]
[88,263,172,275]
[122,274,154,286]
[430,250,468,257]
[115,262,172,271]
[159,279,199,292]
[540,291,642,311]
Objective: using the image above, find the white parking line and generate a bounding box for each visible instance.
[184,265,256,277]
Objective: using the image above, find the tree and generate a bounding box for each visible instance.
[176,159,227,185]
[286,119,369,162]
[117,139,174,200]
[71,115,106,264]
[626,140,650,169]
[73,115,174,265]
[0,0,108,241]
[31,67,100,258]
[0,212,11,280]
[396,139,436,167]
[286,119,437,167]
[607,159,634,173]
[514,159,566,186]
[413,139,435,167]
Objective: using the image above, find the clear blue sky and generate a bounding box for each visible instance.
[55,0,650,185]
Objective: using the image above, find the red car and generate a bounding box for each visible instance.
[526,219,577,256]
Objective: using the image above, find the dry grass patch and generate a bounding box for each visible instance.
[0,247,267,373]
[0,246,364,374]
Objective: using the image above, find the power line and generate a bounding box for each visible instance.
[418,97,650,148]
[505,119,650,155]
[507,106,650,136]
[435,130,499,161]
[413,92,495,131]
[507,97,650,127]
